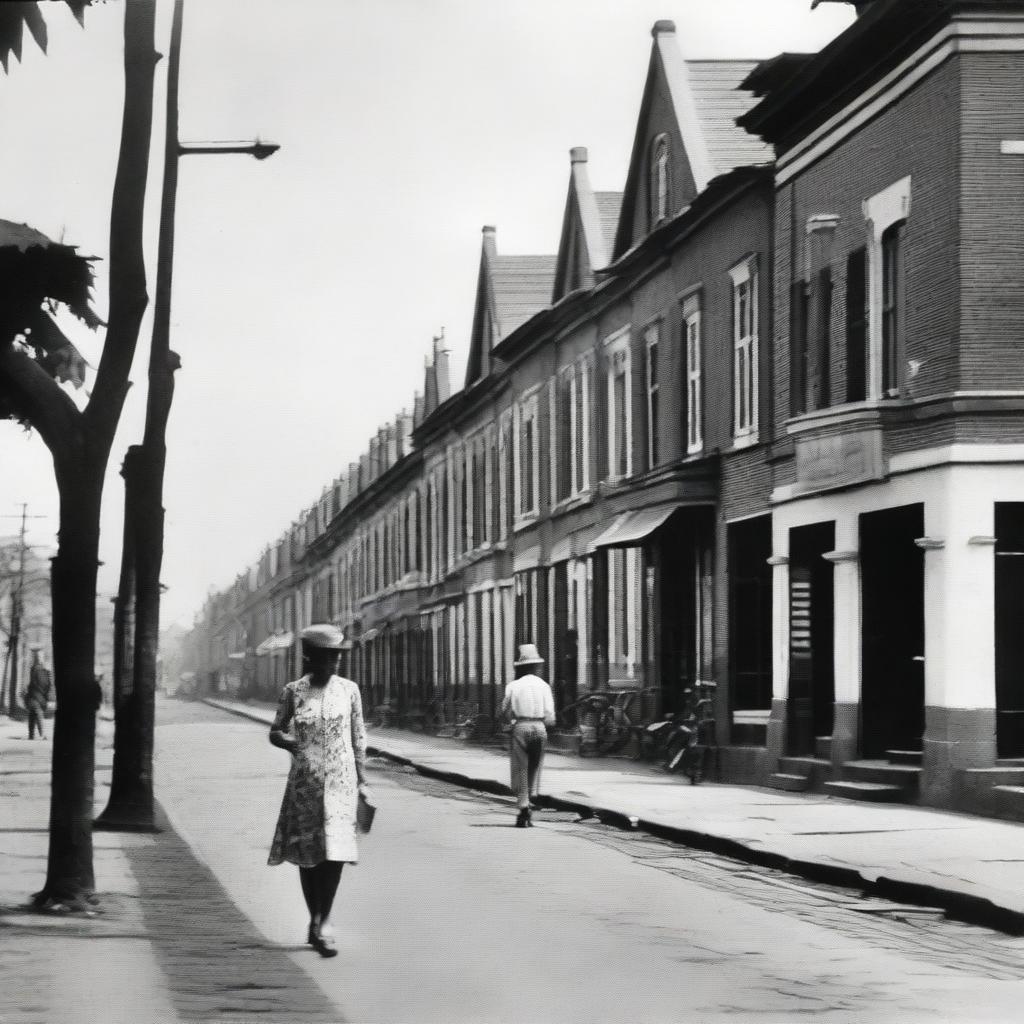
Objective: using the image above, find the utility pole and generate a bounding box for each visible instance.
[1,504,47,717]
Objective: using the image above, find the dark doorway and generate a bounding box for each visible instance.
[787,522,835,755]
[729,515,773,728]
[659,515,699,715]
[859,503,925,758]
[995,503,1024,758]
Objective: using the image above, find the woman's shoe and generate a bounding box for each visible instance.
[515,807,532,828]
[313,932,338,958]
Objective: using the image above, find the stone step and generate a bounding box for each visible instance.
[767,772,810,792]
[886,749,922,766]
[824,780,908,802]
[815,735,832,761]
[778,755,833,787]
[965,766,1024,786]
[842,759,921,792]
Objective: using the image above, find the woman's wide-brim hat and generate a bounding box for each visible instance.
[513,643,544,667]
[300,624,346,650]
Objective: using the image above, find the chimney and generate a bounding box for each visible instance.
[481,224,497,261]
[349,461,360,494]
[651,19,675,37]
[570,146,588,165]
[395,410,413,458]
[412,390,425,427]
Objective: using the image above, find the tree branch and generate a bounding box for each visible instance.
[84,0,157,443]
[0,346,82,458]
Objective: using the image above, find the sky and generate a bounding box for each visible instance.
[0,0,855,630]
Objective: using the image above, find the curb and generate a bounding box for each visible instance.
[203,698,1024,937]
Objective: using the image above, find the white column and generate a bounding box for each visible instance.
[768,554,790,701]
[922,476,996,711]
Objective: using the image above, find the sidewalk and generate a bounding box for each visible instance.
[209,695,1024,935]
[0,713,346,1024]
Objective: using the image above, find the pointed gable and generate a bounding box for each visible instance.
[464,226,555,386]
[552,147,623,302]
[612,20,772,261]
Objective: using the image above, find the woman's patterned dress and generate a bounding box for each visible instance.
[268,675,367,867]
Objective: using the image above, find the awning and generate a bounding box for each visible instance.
[590,503,683,551]
[512,545,541,573]
[255,631,294,656]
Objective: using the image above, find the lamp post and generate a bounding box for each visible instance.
[97,0,278,831]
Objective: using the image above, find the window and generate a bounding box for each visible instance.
[644,324,660,469]
[556,370,573,502]
[881,222,904,396]
[863,175,911,400]
[650,134,670,227]
[845,247,868,403]
[683,295,703,454]
[554,357,591,502]
[514,394,539,519]
[608,547,640,683]
[729,258,759,442]
[604,330,632,480]
[499,410,514,538]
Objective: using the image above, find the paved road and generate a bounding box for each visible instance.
[155,698,1024,1023]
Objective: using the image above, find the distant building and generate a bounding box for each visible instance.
[181,3,1024,820]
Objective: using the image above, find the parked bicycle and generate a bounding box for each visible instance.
[559,689,644,756]
[663,680,718,783]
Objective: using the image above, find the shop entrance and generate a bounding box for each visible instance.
[787,522,835,756]
[995,503,1024,758]
[859,504,925,758]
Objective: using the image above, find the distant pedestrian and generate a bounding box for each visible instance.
[501,643,555,828]
[268,624,370,958]
[23,646,52,741]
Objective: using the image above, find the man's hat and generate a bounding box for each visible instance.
[513,643,544,667]
[300,624,345,650]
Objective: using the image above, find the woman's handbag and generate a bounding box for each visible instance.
[356,792,376,834]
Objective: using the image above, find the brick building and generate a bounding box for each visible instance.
[180,3,1024,818]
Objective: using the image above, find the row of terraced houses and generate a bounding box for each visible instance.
[179,0,1024,820]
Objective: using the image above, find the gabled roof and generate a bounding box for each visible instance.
[738,0,955,151]
[464,226,554,386]
[612,21,771,260]
[552,147,623,303]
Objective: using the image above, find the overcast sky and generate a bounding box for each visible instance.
[0,0,854,630]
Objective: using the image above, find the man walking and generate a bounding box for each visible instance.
[502,643,555,828]
[24,646,52,741]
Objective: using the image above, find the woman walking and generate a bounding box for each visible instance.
[268,624,369,957]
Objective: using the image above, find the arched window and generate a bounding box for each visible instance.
[650,135,670,227]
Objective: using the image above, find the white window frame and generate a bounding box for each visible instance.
[729,257,759,445]
[683,293,703,454]
[513,391,540,521]
[604,328,633,481]
[863,175,911,401]
[607,546,640,682]
[644,323,660,470]
[572,355,591,496]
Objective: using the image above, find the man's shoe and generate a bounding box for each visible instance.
[313,933,338,958]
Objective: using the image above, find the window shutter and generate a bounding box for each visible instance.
[845,247,867,403]
[812,265,832,409]
[790,279,808,415]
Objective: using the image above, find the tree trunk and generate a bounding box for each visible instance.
[31,0,157,908]
[95,0,182,832]
[36,459,103,907]
[95,446,154,830]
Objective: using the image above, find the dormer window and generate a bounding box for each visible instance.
[650,134,670,227]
